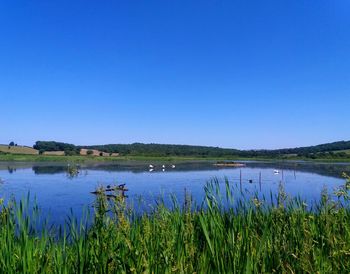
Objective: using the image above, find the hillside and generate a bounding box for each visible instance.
[32,140,350,159]
[0,145,38,155]
[1,140,346,159]
[269,141,350,156]
[82,141,350,158]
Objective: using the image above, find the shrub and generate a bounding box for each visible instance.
[64,150,77,156]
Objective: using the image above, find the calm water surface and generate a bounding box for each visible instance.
[0,161,349,224]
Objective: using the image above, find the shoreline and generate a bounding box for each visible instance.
[0,153,350,164]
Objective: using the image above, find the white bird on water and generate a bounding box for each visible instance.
[149,164,154,169]
[162,165,165,168]
[171,165,176,168]
[274,170,279,175]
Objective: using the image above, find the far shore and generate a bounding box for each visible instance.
[0,153,350,164]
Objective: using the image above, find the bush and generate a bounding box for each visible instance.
[64,150,77,156]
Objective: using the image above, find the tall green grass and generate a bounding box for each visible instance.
[1,175,350,273]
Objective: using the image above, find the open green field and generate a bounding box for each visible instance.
[0,153,246,163]
[335,149,350,154]
[0,176,350,273]
[0,145,38,155]
[0,153,350,163]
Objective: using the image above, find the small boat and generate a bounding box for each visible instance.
[274,170,280,175]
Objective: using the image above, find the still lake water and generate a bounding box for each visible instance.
[0,161,349,224]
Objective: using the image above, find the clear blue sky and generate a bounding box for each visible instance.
[1,0,349,149]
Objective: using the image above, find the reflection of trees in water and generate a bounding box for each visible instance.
[7,166,17,174]
[84,162,216,174]
[29,162,216,175]
[23,161,350,179]
[32,165,87,177]
[245,162,350,179]
[32,166,67,175]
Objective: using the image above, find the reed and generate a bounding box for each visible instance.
[0,175,350,273]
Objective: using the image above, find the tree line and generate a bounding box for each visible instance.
[33,141,80,156]
[32,140,350,158]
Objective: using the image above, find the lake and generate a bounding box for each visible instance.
[0,161,349,225]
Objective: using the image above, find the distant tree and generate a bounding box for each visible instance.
[309,154,317,159]
[34,141,77,152]
[86,150,94,155]
[9,142,15,146]
[64,150,77,156]
[39,149,45,155]
[336,152,347,158]
[33,140,350,159]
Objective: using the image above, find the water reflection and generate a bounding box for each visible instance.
[0,161,346,178]
[0,160,349,226]
[245,161,350,178]
[7,166,17,174]
[32,165,67,175]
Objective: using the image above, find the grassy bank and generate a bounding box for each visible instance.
[1,152,350,163]
[1,176,350,273]
[0,153,255,163]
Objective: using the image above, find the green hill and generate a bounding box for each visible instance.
[32,140,350,159]
[0,145,38,155]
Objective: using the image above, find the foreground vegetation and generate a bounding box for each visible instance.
[1,176,350,273]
